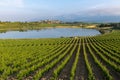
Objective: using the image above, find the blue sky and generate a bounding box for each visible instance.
[0,0,120,21]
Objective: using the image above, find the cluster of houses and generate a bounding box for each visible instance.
[40,20,62,24]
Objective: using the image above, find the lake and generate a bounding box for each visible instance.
[0,28,101,39]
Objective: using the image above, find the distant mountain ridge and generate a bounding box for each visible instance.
[31,14,120,23]
[53,13,120,22]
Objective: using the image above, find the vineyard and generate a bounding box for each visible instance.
[0,30,120,80]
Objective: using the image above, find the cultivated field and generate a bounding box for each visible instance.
[0,30,120,80]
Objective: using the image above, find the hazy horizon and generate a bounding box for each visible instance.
[0,0,120,22]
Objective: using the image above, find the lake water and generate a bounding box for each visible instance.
[0,28,101,39]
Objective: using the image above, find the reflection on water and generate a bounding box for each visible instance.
[0,28,101,39]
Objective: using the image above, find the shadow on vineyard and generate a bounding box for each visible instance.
[0,30,120,80]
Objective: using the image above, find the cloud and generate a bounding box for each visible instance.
[0,0,24,8]
[86,4,120,16]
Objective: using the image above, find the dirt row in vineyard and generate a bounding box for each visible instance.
[55,39,88,80]
[84,43,105,80]
[89,41,120,80]
[57,44,78,79]
[75,40,88,80]
[39,40,78,80]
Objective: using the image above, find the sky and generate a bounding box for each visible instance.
[0,0,120,22]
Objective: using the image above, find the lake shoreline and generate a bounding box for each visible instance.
[0,28,101,39]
